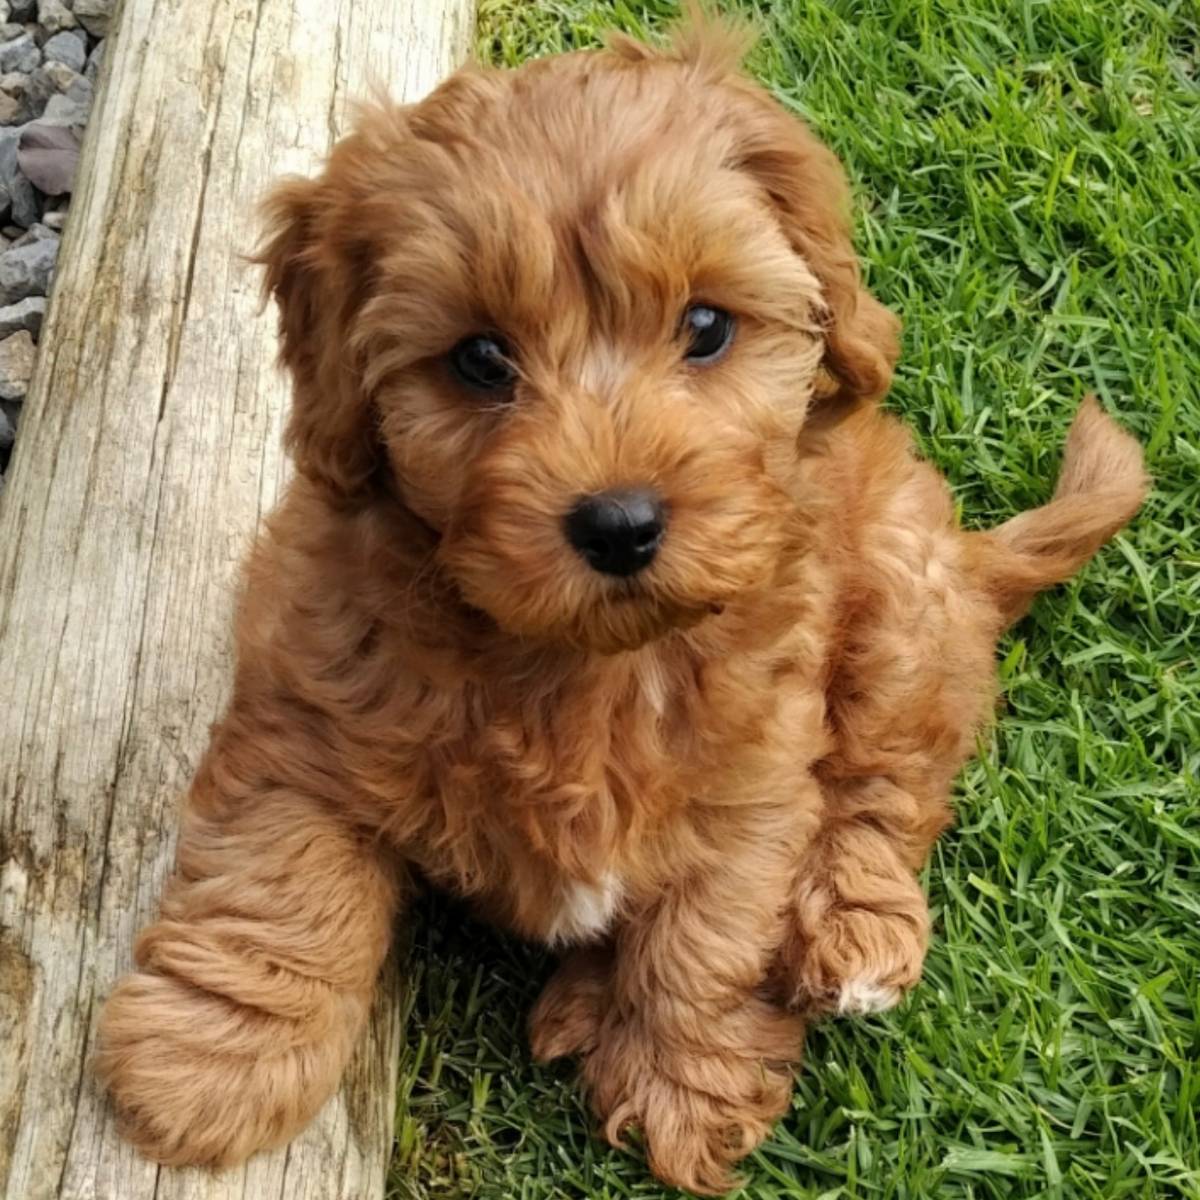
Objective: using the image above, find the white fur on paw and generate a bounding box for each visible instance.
[836,976,901,1015]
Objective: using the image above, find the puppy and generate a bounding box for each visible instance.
[95,14,1147,1195]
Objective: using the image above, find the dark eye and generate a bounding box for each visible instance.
[681,305,735,364]
[449,334,517,391]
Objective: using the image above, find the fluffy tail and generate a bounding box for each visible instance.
[976,397,1148,626]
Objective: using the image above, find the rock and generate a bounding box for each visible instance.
[0,4,9,26]
[0,70,32,124]
[0,31,37,73]
[7,0,32,20]
[42,85,87,129]
[0,234,57,302]
[10,219,54,245]
[40,203,63,230]
[0,402,13,449]
[83,37,102,84]
[71,0,110,36]
[0,328,34,399]
[41,29,83,71]
[36,0,75,34]
[0,126,37,227]
[0,292,41,336]
[26,57,74,103]
[17,120,78,191]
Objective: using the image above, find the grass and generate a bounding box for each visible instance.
[386,2,1200,1197]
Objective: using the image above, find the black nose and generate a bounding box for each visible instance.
[565,488,666,577]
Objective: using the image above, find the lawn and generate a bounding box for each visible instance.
[386,2,1200,1197]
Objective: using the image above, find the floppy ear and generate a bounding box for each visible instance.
[258,175,379,498]
[722,82,900,416]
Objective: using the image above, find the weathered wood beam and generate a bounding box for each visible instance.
[0,2,474,1197]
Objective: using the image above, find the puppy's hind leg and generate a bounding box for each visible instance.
[96,732,404,1168]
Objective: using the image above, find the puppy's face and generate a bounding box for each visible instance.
[263,27,898,652]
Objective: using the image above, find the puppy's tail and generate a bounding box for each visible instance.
[974,397,1148,626]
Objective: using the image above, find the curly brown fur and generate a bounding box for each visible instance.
[96,12,1147,1194]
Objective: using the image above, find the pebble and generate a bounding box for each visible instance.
[26,57,74,104]
[0,231,58,303]
[18,119,79,190]
[0,70,34,124]
[0,327,34,400]
[35,0,74,34]
[41,28,83,71]
[42,84,87,128]
[84,38,102,84]
[0,30,38,74]
[0,0,100,490]
[0,292,42,336]
[0,125,38,226]
[72,0,111,36]
[11,219,56,246]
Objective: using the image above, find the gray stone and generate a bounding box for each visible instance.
[0,403,13,450]
[0,234,57,302]
[7,0,33,20]
[36,0,76,34]
[18,120,79,190]
[0,328,34,399]
[0,5,9,27]
[0,31,37,74]
[42,85,87,128]
[40,203,63,230]
[71,0,110,35]
[26,57,74,103]
[0,70,32,124]
[11,219,54,245]
[0,127,37,227]
[41,29,84,71]
[0,292,40,337]
[83,37,102,84]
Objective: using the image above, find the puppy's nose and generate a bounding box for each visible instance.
[565,487,666,577]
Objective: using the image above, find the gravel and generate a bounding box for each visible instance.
[0,12,107,487]
[0,327,34,400]
[42,29,84,70]
[0,293,43,336]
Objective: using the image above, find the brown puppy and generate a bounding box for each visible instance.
[95,14,1147,1195]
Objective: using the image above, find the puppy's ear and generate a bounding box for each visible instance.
[258,175,378,499]
[725,85,901,416]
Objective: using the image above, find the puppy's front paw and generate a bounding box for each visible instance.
[529,947,612,1061]
[784,875,929,1016]
[580,999,803,1195]
[96,969,357,1167]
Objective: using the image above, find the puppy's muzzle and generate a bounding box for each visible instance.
[565,487,666,577]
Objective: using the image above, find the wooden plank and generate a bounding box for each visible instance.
[0,1,474,1197]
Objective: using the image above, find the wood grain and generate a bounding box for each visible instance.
[0,1,474,1196]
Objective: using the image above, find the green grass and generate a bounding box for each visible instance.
[386,2,1200,1197]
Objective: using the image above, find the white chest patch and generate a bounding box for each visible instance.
[545,872,623,946]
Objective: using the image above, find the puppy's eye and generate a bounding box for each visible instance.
[681,305,735,364]
[449,334,517,391]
